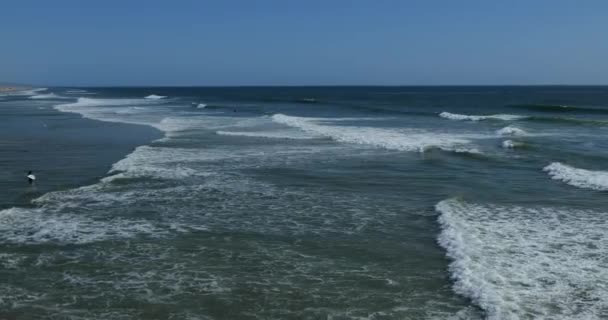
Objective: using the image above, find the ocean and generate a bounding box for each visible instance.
[1,86,607,319]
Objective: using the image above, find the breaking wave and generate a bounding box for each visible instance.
[496,126,527,136]
[437,198,608,319]
[216,130,317,140]
[272,114,481,153]
[527,116,608,126]
[57,97,157,108]
[145,94,167,99]
[501,140,521,149]
[30,93,68,100]
[439,112,527,121]
[543,162,608,191]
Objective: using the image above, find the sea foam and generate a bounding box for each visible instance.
[439,112,526,121]
[0,206,160,244]
[496,126,527,136]
[216,130,316,140]
[145,94,167,99]
[436,198,608,319]
[30,93,68,100]
[272,114,480,153]
[502,140,514,149]
[543,162,608,191]
[57,97,155,108]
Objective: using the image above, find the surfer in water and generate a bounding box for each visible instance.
[27,171,36,185]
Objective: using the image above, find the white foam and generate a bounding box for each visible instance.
[439,112,526,121]
[54,97,171,130]
[105,145,218,181]
[501,140,523,149]
[57,97,154,108]
[437,198,608,319]
[272,114,480,153]
[196,103,207,109]
[543,162,608,191]
[306,116,391,122]
[145,94,167,100]
[0,207,160,244]
[30,93,68,100]
[154,116,237,133]
[496,126,527,136]
[216,130,316,140]
[56,97,269,136]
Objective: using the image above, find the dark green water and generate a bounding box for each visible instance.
[1,87,607,319]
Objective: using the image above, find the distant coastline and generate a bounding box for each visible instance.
[0,86,29,92]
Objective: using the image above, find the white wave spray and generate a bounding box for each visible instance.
[145,94,167,99]
[543,162,608,191]
[272,114,481,153]
[440,112,526,121]
[437,198,608,319]
[496,126,527,136]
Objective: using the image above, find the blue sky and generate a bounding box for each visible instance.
[1,0,607,86]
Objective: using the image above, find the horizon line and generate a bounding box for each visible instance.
[37,84,608,88]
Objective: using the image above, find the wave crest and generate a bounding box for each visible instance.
[440,112,526,121]
[216,130,316,140]
[496,126,527,136]
[501,140,519,148]
[30,93,68,100]
[145,94,167,99]
[272,114,480,153]
[543,162,608,191]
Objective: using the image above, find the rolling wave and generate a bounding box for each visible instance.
[272,113,481,153]
[57,97,156,108]
[509,104,608,114]
[30,93,68,100]
[216,130,317,140]
[496,126,527,136]
[501,140,523,149]
[145,94,167,99]
[439,112,527,121]
[543,162,608,191]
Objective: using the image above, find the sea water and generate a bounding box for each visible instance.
[1,86,607,319]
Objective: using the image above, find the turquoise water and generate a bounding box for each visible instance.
[1,87,607,319]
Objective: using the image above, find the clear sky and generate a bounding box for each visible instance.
[1,0,607,86]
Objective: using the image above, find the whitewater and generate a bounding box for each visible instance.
[2,86,608,319]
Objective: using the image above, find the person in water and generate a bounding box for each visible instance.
[27,171,36,185]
